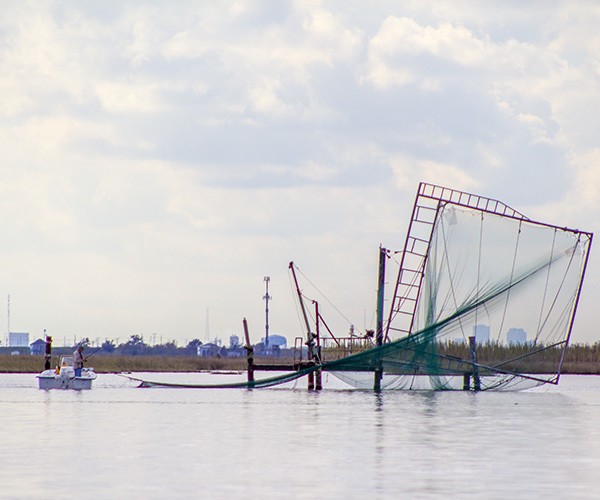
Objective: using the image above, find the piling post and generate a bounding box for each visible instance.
[314,302,322,390]
[462,372,470,390]
[374,245,386,391]
[469,336,481,391]
[315,347,322,390]
[44,331,52,371]
[243,318,254,387]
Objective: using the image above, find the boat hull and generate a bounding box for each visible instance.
[37,368,96,390]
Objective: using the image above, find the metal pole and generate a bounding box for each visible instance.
[557,233,594,382]
[289,262,316,390]
[374,245,386,391]
[314,301,322,391]
[469,336,481,391]
[289,262,312,336]
[376,245,386,347]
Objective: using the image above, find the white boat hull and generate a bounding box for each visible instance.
[37,368,96,390]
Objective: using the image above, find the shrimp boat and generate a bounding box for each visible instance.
[37,355,97,390]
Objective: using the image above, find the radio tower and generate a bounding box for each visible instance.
[263,277,270,349]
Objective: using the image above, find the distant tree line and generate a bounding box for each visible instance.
[75,335,204,356]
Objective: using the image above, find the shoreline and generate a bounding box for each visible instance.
[1,354,599,375]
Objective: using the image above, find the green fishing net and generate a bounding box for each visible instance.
[327,185,592,390]
[131,184,592,391]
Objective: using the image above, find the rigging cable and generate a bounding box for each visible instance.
[497,219,522,342]
[474,211,484,335]
[535,229,557,342]
[439,207,468,340]
[288,270,311,336]
[535,235,580,343]
[293,263,363,336]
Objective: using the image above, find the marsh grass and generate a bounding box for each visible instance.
[440,341,600,374]
[1,343,599,374]
[0,354,294,373]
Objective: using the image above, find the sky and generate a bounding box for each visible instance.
[1,1,599,347]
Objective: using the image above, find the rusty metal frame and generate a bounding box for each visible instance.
[385,182,593,341]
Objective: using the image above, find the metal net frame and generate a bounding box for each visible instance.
[326,182,593,391]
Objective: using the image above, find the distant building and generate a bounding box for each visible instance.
[9,332,29,347]
[30,338,46,355]
[507,328,527,346]
[197,343,221,357]
[261,334,287,349]
[229,335,240,349]
[473,325,490,345]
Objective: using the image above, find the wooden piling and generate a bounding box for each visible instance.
[315,352,322,391]
[374,245,386,391]
[469,336,481,391]
[463,372,470,390]
[243,318,254,387]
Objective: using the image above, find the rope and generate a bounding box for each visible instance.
[535,236,579,342]
[535,229,557,342]
[288,271,309,337]
[294,264,362,335]
[498,219,522,341]
[439,208,467,340]
[474,211,484,334]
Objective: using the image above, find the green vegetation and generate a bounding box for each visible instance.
[1,342,600,374]
[0,354,296,373]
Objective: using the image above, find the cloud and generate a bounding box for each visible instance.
[0,1,598,343]
[390,154,479,193]
[365,16,491,90]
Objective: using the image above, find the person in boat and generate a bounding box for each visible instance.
[73,345,85,377]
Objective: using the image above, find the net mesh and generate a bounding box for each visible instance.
[327,197,592,391]
[129,184,592,391]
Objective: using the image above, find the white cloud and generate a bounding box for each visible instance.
[363,16,490,89]
[0,1,598,344]
[390,155,479,193]
[95,79,168,113]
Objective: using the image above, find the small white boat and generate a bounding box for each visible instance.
[37,355,97,390]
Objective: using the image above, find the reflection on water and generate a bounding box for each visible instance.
[0,374,598,499]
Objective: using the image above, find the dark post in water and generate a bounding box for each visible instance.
[314,301,322,391]
[469,335,481,391]
[374,246,386,391]
[243,318,254,387]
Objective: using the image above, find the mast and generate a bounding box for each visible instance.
[289,262,312,337]
[374,246,387,390]
[314,300,322,390]
[289,262,318,390]
[376,245,387,347]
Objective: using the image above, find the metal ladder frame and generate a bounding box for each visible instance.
[384,182,529,341]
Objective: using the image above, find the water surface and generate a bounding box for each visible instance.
[1,373,598,499]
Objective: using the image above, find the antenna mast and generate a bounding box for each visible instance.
[263,276,270,349]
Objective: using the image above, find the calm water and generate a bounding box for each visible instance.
[1,372,599,499]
